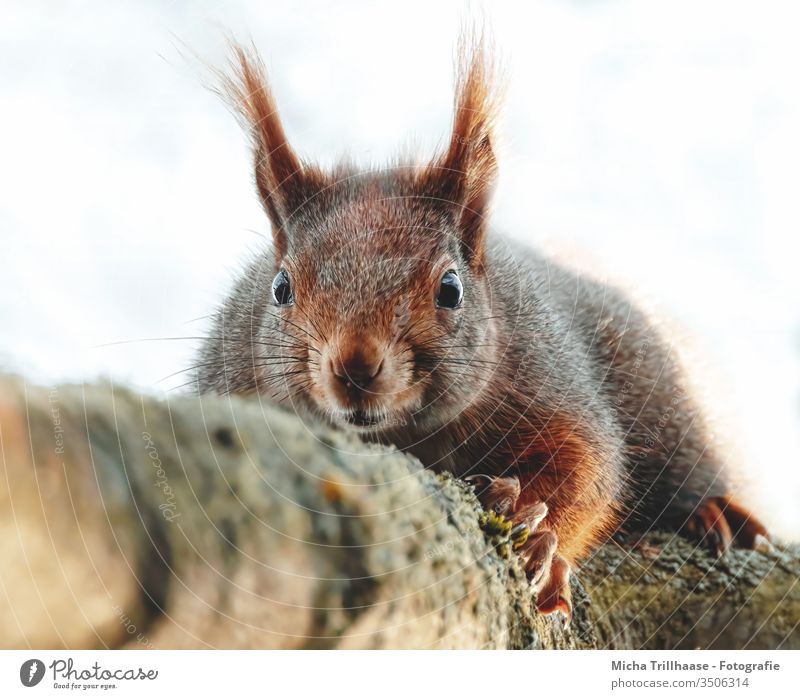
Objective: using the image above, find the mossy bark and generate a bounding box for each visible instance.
[0,377,796,649]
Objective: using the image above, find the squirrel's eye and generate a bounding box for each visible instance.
[436,270,463,309]
[271,269,293,306]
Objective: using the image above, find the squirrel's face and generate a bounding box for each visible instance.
[256,191,498,434]
[222,39,501,433]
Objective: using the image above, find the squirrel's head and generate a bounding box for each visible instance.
[220,35,502,434]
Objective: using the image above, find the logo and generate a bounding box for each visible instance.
[20,659,45,687]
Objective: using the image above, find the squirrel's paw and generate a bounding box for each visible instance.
[516,529,572,620]
[467,474,572,621]
[685,495,770,556]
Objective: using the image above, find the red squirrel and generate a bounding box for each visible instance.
[196,35,769,620]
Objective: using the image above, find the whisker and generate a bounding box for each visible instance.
[293,303,328,344]
[155,361,222,384]
[250,359,307,368]
[93,335,212,348]
[264,310,321,344]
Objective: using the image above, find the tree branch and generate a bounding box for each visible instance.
[0,377,796,649]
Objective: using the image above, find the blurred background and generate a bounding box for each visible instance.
[1,0,798,537]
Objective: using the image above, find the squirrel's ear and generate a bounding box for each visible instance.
[221,43,314,260]
[429,31,501,270]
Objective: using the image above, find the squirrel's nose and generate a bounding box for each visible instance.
[330,350,383,391]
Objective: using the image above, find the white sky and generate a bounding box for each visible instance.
[1,0,798,537]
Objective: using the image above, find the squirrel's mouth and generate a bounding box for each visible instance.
[330,407,405,432]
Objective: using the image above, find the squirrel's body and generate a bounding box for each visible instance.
[389,236,734,560]
[196,37,767,618]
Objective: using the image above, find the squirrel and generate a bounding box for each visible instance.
[195,34,769,620]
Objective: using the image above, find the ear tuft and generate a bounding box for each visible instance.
[428,28,503,270]
[217,42,310,259]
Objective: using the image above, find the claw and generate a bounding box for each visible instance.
[515,500,548,531]
[706,525,725,557]
[509,501,548,551]
[466,474,521,515]
[510,522,529,550]
[520,530,557,586]
[715,495,770,550]
[753,533,774,554]
[535,554,572,621]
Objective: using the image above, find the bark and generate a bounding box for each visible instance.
[0,377,797,649]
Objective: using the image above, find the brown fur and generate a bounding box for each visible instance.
[196,33,769,618]
[426,31,501,270]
